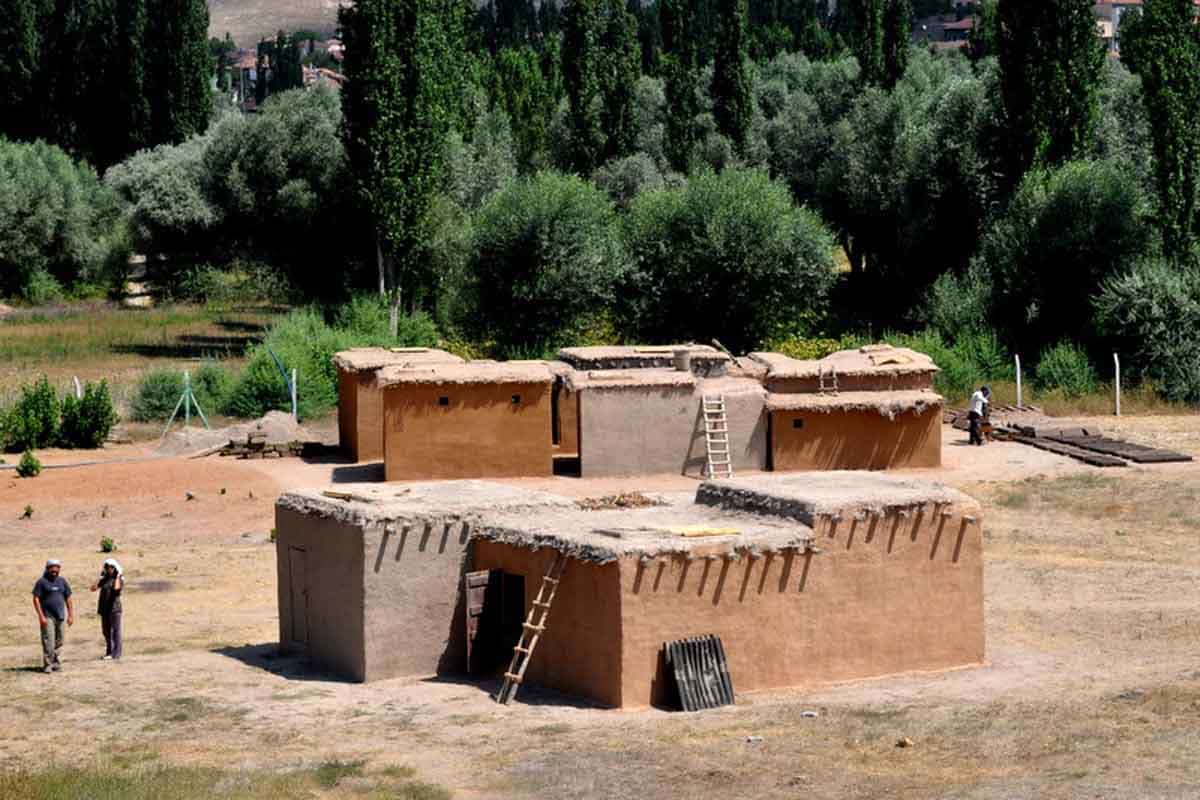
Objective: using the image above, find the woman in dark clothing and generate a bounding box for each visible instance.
[90,559,123,660]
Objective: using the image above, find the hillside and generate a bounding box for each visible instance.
[208,0,340,48]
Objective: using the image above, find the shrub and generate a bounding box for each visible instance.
[0,139,128,301]
[100,537,117,553]
[130,371,186,422]
[761,333,865,360]
[17,449,41,478]
[1095,259,1200,403]
[461,172,630,353]
[225,307,438,419]
[593,153,666,208]
[3,377,61,452]
[59,380,119,448]
[622,168,838,352]
[885,328,1014,401]
[1034,342,1099,397]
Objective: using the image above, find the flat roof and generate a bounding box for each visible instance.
[750,345,939,380]
[564,368,697,391]
[279,473,977,563]
[765,389,943,417]
[374,360,557,388]
[333,347,464,371]
[557,345,732,369]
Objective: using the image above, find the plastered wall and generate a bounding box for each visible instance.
[618,506,984,708]
[765,373,936,394]
[338,369,386,463]
[383,382,554,480]
[555,384,579,457]
[275,507,366,680]
[361,515,474,680]
[578,384,767,477]
[770,407,942,471]
[471,541,624,707]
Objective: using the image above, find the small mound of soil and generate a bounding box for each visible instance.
[156,411,313,457]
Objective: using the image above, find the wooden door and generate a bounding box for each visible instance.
[288,546,308,644]
[464,570,493,673]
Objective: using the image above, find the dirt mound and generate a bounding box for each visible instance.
[156,411,312,456]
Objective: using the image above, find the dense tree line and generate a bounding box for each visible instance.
[6,0,1200,399]
[0,0,212,169]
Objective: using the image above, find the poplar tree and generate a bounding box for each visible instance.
[561,0,606,174]
[1122,0,1200,260]
[997,0,1105,181]
[146,0,213,146]
[660,0,699,172]
[0,0,49,142]
[601,0,641,161]
[710,0,753,150]
[340,0,464,332]
[846,0,908,87]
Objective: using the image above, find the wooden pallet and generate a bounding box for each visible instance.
[1046,436,1193,464]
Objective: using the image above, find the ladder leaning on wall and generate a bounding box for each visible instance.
[497,551,568,705]
[702,395,733,479]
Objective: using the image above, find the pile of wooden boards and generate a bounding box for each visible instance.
[945,407,1193,467]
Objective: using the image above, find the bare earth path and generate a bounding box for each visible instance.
[2,417,1200,798]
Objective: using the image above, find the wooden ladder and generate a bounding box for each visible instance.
[818,364,839,394]
[497,551,568,705]
[702,395,733,480]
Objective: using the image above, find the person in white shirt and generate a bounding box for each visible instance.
[967,386,991,446]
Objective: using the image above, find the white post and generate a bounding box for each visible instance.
[184,371,191,428]
[1113,353,1121,417]
[1015,355,1022,407]
[291,368,298,422]
[73,376,82,399]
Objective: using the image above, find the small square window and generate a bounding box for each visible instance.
[511,394,521,405]
[792,418,804,430]
[438,396,449,406]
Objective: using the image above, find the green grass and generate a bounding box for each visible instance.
[0,762,453,800]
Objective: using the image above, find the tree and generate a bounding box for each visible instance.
[146,0,213,147]
[710,0,753,150]
[622,168,838,351]
[844,0,908,87]
[660,0,700,172]
[340,0,465,333]
[268,31,304,95]
[997,0,1105,182]
[0,0,50,143]
[1121,0,1200,260]
[461,171,629,353]
[561,0,606,174]
[967,0,998,61]
[489,46,560,170]
[600,0,641,161]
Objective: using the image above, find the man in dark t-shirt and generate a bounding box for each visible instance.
[32,559,74,673]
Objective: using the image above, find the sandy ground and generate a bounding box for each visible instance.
[2,418,1200,798]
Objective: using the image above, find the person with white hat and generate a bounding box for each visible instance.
[32,559,74,673]
[90,559,124,660]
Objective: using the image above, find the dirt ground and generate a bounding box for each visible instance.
[3,417,1200,798]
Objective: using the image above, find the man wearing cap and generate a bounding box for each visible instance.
[32,559,74,673]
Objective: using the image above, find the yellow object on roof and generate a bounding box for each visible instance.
[667,525,742,538]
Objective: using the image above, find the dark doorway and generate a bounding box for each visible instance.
[464,570,526,675]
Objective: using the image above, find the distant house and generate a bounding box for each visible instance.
[943,16,974,42]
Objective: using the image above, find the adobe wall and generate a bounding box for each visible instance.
[360,515,474,681]
[275,507,366,680]
[578,384,767,477]
[556,384,579,457]
[383,381,554,481]
[770,407,942,471]
[766,373,935,394]
[338,369,386,463]
[471,540,624,707]
[617,507,984,708]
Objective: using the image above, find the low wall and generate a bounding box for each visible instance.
[578,381,767,477]
[770,407,942,471]
[766,373,935,394]
[383,381,554,480]
[618,506,984,708]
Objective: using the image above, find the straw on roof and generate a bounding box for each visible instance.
[333,347,464,372]
[749,345,939,380]
[765,389,943,419]
[374,360,556,387]
[564,369,697,391]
